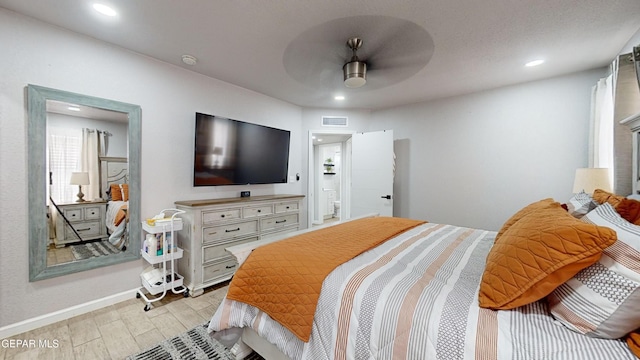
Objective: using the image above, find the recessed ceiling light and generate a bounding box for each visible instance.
[525,59,545,67]
[317,138,323,142]
[67,106,81,111]
[93,4,117,17]
[334,95,345,101]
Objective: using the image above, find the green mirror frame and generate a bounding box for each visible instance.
[28,84,142,281]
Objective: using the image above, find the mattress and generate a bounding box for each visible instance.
[208,222,635,359]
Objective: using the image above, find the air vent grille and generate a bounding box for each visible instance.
[322,116,348,127]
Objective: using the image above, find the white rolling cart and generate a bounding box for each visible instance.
[137,209,187,311]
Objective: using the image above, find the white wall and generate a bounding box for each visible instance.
[48,114,128,158]
[0,8,302,327]
[370,69,607,230]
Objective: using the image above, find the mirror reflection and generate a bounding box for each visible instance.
[45,101,130,266]
[28,84,141,281]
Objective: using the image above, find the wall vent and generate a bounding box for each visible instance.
[322,116,348,127]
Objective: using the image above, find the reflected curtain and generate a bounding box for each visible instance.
[81,128,100,200]
[48,126,81,203]
[589,73,614,186]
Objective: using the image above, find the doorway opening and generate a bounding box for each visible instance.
[308,130,354,227]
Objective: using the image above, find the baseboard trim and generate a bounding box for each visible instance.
[0,287,139,339]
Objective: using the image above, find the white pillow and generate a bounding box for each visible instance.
[547,203,640,339]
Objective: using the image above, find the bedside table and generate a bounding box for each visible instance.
[52,200,108,248]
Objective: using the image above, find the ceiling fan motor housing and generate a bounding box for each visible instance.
[343,60,367,87]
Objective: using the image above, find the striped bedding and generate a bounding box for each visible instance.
[208,222,635,359]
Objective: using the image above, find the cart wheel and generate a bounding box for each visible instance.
[136,292,141,299]
[144,304,151,312]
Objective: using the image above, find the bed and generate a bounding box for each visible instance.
[100,156,129,250]
[207,200,639,359]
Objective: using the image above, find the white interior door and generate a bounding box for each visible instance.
[351,130,394,217]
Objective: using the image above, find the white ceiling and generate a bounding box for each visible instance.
[2,0,640,110]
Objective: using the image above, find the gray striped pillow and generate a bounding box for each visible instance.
[566,191,597,219]
[548,203,640,339]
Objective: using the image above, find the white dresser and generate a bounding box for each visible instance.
[174,194,304,297]
[52,200,108,248]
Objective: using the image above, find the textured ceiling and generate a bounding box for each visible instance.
[2,0,640,110]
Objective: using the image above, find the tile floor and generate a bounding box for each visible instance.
[0,282,229,360]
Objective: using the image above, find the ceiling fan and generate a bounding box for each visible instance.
[282,16,434,92]
[343,37,367,88]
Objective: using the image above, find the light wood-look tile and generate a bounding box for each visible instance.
[68,317,100,347]
[72,338,110,360]
[91,306,120,327]
[1,281,228,360]
[121,309,156,337]
[148,312,187,339]
[134,329,165,350]
[98,320,139,360]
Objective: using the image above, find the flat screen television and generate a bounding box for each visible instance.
[193,112,291,186]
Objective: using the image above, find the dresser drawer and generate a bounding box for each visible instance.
[261,213,299,232]
[64,220,101,239]
[243,205,273,218]
[63,208,84,222]
[202,220,258,243]
[202,208,241,224]
[202,257,238,283]
[202,236,258,263]
[275,201,299,213]
[83,206,102,220]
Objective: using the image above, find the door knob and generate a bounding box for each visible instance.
[381,195,391,199]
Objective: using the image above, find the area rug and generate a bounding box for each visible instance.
[70,240,120,260]
[126,322,265,360]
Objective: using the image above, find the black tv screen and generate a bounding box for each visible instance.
[194,112,291,186]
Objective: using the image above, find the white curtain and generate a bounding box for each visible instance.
[81,128,101,201]
[48,127,81,203]
[589,73,614,187]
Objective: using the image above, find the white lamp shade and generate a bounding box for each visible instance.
[572,168,611,194]
[69,172,90,185]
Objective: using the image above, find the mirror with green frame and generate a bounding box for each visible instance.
[28,84,141,281]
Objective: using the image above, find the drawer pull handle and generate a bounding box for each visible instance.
[225,228,240,233]
[77,227,90,231]
[257,209,261,213]
[276,220,287,224]
[225,265,236,269]
[286,206,290,209]
[208,232,218,236]
[220,214,225,218]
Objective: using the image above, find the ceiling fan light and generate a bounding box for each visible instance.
[343,61,367,88]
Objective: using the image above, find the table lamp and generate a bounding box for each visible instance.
[70,172,90,202]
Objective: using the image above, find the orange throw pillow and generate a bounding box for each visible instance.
[615,198,640,225]
[109,184,129,202]
[627,330,640,358]
[478,203,617,310]
[122,184,129,201]
[593,189,624,207]
[495,198,556,243]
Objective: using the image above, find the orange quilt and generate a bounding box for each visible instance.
[114,204,128,226]
[226,216,426,342]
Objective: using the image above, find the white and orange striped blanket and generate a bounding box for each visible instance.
[209,222,635,359]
